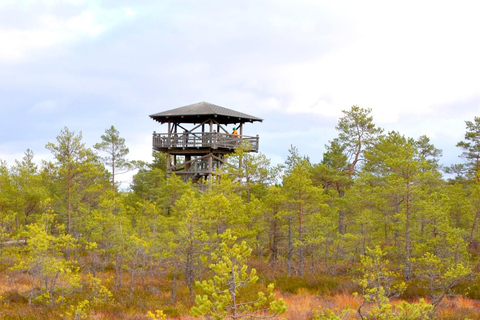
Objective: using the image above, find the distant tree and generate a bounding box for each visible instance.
[415,135,442,170]
[335,105,383,178]
[314,140,350,193]
[94,125,131,199]
[284,145,304,174]
[321,105,382,234]
[160,174,190,216]
[283,156,323,277]
[462,184,480,248]
[11,149,46,229]
[172,187,209,297]
[446,117,480,248]
[223,142,282,202]
[131,152,167,205]
[45,127,104,236]
[448,116,480,182]
[362,131,422,279]
[0,160,16,234]
[263,185,288,267]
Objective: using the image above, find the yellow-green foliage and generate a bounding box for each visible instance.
[314,246,434,320]
[190,229,287,319]
[356,246,434,320]
[412,252,472,307]
[10,215,80,305]
[146,309,167,320]
[3,114,480,320]
[313,308,355,320]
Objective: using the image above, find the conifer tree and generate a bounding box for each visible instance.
[94,125,131,198]
[322,105,382,234]
[11,149,46,229]
[450,116,480,182]
[283,157,323,277]
[45,127,105,236]
[191,229,286,320]
[362,131,422,279]
[12,214,80,305]
[223,142,282,202]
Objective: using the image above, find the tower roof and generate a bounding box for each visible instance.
[149,101,263,124]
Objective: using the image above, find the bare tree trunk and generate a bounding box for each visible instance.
[114,252,123,294]
[185,236,194,297]
[269,217,279,266]
[404,178,412,280]
[470,211,480,246]
[324,238,329,274]
[298,203,304,277]
[337,186,346,234]
[230,264,238,320]
[170,263,178,303]
[287,217,293,276]
[129,266,135,300]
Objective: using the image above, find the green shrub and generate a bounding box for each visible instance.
[275,276,308,294]
[274,274,351,295]
[162,307,180,317]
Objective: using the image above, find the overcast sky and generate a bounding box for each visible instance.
[1,0,480,185]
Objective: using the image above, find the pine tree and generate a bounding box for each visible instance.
[94,125,132,198]
[322,105,382,234]
[45,127,105,236]
[450,116,480,182]
[191,229,286,320]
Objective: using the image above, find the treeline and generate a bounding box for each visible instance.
[1,107,480,319]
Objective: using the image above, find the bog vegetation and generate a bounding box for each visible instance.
[1,109,480,319]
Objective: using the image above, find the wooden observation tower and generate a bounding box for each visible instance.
[150,102,263,182]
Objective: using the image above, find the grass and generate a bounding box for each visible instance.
[1,267,480,320]
[279,292,320,320]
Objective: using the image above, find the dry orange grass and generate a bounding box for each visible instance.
[279,290,322,320]
[444,296,479,310]
[328,293,359,310]
[3,268,480,320]
[0,271,31,293]
[278,294,480,320]
[433,296,480,320]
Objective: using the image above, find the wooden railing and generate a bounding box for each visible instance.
[152,132,259,152]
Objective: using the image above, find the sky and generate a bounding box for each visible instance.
[1,0,480,186]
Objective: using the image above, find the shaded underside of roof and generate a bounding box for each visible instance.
[149,101,263,124]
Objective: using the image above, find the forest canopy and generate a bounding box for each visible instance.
[1,107,480,319]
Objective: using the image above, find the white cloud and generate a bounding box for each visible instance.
[0,11,105,62]
[124,8,136,17]
[267,0,480,127]
[0,1,143,63]
[29,99,60,114]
